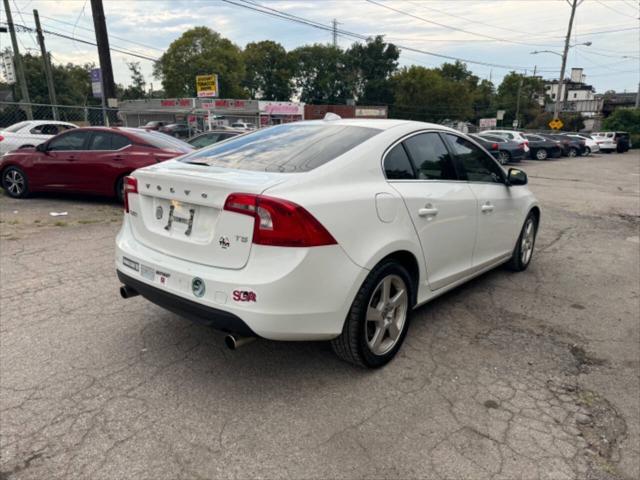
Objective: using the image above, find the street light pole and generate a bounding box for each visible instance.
[554,0,582,120]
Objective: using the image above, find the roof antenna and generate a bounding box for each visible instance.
[323,112,341,121]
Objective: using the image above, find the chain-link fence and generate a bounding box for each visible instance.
[0,101,119,128]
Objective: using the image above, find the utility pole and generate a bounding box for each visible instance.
[636,81,639,108]
[554,0,581,120]
[33,10,59,120]
[3,0,32,119]
[515,76,524,128]
[90,0,116,123]
[332,18,338,47]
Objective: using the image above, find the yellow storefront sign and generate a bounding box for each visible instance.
[196,74,219,98]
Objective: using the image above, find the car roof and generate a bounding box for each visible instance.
[293,118,446,131]
[26,120,76,126]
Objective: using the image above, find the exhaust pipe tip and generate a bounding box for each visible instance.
[120,285,139,299]
[225,334,255,350]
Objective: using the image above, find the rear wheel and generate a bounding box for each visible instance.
[331,260,412,368]
[497,150,509,165]
[115,176,126,203]
[568,147,578,158]
[535,148,548,160]
[506,213,538,272]
[585,147,591,155]
[1,166,29,198]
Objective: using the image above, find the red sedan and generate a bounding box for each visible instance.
[0,127,193,201]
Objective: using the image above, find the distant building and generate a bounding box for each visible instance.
[543,68,602,118]
[597,91,638,116]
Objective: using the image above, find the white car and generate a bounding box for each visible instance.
[0,120,77,155]
[563,133,599,154]
[482,130,530,153]
[230,122,255,130]
[116,119,540,367]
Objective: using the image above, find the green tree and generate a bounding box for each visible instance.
[121,61,146,100]
[345,35,399,104]
[437,61,495,122]
[496,72,545,127]
[390,65,473,122]
[243,40,293,100]
[289,44,350,103]
[153,27,246,98]
[602,108,640,132]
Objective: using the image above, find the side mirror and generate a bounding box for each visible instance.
[36,143,48,153]
[507,168,527,186]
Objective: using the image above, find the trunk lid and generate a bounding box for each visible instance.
[129,161,289,269]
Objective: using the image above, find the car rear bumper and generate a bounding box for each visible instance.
[115,218,368,340]
[117,270,257,336]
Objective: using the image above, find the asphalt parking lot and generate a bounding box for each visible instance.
[1,151,639,480]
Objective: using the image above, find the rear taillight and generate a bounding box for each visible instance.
[491,143,498,150]
[224,193,337,247]
[124,176,138,213]
[0,135,4,142]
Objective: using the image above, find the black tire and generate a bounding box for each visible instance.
[568,147,578,158]
[1,166,29,198]
[534,148,548,160]
[506,212,538,272]
[331,260,413,368]
[497,150,510,165]
[115,176,126,203]
[585,147,591,155]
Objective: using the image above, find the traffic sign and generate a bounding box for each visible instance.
[548,118,564,130]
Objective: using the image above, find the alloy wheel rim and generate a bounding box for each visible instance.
[569,149,577,157]
[366,274,408,356]
[4,170,24,196]
[499,152,508,164]
[520,219,535,265]
[537,150,547,160]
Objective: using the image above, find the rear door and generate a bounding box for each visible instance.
[385,131,478,290]
[34,130,92,188]
[74,131,133,194]
[444,133,521,268]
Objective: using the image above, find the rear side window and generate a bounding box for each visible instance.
[445,134,504,184]
[384,144,415,179]
[89,132,132,150]
[403,133,457,180]
[180,124,381,172]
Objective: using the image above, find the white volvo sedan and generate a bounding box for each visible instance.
[116,119,539,367]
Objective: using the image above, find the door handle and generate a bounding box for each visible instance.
[418,203,439,217]
[481,203,494,213]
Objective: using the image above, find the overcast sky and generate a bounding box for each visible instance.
[2,0,639,97]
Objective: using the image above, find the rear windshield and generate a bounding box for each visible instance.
[179,123,381,172]
[4,121,30,133]
[121,128,193,153]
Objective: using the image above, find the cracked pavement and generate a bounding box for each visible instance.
[1,151,639,479]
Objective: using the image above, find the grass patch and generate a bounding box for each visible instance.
[7,219,20,225]
[54,221,68,227]
[33,219,41,224]
[77,219,100,225]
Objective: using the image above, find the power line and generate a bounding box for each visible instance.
[365,0,564,48]
[12,9,165,53]
[594,0,638,18]
[222,0,555,71]
[1,21,159,62]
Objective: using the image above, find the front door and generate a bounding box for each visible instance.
[33,130,92,189]
[444,133,522,268]
[384,132,478,290]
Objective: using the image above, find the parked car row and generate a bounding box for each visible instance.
[473,129,631,164]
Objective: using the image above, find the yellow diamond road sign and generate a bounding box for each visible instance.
[549,118,564,130]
